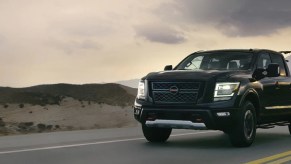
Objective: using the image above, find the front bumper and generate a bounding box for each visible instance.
[134,105,238,130]
[146,120,207,130]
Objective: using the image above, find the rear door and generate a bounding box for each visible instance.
[269,53,291,109]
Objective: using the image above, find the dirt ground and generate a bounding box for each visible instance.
[0,97,138,136]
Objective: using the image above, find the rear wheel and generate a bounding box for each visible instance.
[229,101,256,147]
[142,125,172,142]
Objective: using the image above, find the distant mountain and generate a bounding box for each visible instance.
[116,79,140,88]
[0,83,137,106]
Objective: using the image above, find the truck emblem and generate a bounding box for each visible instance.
[169,86,179,94]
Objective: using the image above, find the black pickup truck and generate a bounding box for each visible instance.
[133,49,291,147]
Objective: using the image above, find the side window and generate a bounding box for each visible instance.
[270,53,287,77]
[208,58,220,69]
[257,53,271,69]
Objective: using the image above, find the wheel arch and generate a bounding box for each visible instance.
[239,89,261,120]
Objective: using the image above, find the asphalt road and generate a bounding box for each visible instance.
[0,126,290,164]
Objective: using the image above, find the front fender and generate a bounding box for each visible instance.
[239,88,260,108]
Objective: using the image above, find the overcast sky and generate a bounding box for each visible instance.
[1,0,291,87]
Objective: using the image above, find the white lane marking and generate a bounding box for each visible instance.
[0,131,218,155]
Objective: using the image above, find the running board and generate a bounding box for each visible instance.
[257,121,290,129]
[145,119,207,130]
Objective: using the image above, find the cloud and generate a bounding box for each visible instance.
[134,24,186,44]
[48,39,101,55]
[0,34,6,46]
[155,0,291,36]
[2,0,291,87]
[58,18,116,37]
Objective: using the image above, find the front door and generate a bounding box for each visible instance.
[257,52,278,111]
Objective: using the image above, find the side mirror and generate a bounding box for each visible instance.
[252,68,267,80]
[252,63,280,80]
[266,63,280,77]
[164,65,173,71]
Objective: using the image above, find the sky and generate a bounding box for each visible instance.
[1,0,291,87]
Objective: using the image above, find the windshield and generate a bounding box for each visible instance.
[176,52,253,70]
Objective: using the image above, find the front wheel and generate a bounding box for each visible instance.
[142,125,172,142]
[229,101,257,147]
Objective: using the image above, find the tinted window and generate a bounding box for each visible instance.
[176,52,253,70]
[257,53,271,69]
[270,53,287,76]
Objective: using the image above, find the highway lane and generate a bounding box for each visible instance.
[0,126,290,164]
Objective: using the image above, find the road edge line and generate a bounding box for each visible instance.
[0,131,217,155]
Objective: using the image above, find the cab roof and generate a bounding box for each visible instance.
[194,49,283,55]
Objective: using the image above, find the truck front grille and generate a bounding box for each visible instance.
[151,82,200,104]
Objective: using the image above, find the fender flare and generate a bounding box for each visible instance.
[239,88,261,109]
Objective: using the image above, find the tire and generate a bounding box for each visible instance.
[229,101,257,147]
[142,125,172,143]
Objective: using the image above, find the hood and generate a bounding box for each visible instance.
[145,70,251,81]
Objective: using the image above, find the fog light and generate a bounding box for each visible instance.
[217,112,230,117]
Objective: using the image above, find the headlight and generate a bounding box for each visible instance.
[137,81,146,99]
[214,82,240,101]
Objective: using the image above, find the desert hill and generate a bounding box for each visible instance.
[0,83,138,135]
[0,83,137,107]
[116,79,139,88]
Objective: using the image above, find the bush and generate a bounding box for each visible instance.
[3,104,8,108]
[55,125,60,129]
[0,119,5,127]
[46,125,53,130]
[37,123,46,131]
[18,122,34,130]
[19,104,24,108]
[24,122,34,127]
